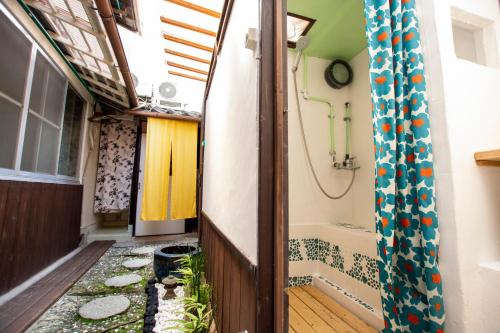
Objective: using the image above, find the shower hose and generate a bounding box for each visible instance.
[292,70,356,200]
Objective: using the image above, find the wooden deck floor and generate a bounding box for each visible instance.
[0,240,114,333]
[289,285,378,333]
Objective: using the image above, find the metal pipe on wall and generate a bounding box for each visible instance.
[94,0,139,108]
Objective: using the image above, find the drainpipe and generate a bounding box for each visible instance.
[94,0,138,108]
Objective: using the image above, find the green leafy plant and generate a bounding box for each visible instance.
[176,252,205,300]
[172,302,213,333]
[171,251,214,333]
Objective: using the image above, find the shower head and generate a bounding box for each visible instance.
[291,36,310,72]
[295,36,310,50]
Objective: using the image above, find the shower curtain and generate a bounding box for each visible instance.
[94,120,137,213]
[363,0,445,332]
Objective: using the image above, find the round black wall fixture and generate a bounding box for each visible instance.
[325,59,353,89]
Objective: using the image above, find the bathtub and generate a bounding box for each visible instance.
[288,224,384,330]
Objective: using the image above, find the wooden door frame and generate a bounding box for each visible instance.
[259,0,288,332]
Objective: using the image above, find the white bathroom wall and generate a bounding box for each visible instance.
[417,0,500,331]
[202,0,259,264]
[349,51,376,231]
[288,52,352,226]
[288,49,374,230]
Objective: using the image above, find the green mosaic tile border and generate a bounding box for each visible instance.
[288,275,313,287]
[288,238,380,290]
[288,239,303,261]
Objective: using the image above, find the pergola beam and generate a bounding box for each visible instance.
[160,16,216,37]
[166,61,208,75]
[164,0,221,19]
[168,70,207,82]
[163,34,213,52]
[164,48,211,64]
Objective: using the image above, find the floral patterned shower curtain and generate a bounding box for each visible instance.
[363,0,445,332]
[94,120,137,213]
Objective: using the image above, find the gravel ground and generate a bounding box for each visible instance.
[27,237,197,333]
[153,284,185,333]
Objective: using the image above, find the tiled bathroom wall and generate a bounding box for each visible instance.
[288,224,382,313]
[288,236,379,290]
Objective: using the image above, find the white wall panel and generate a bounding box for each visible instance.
[202,0,259,264]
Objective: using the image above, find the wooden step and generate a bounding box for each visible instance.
[0,241,114,333]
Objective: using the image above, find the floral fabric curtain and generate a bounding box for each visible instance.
[363,0,445,332]
[94,120,137,213]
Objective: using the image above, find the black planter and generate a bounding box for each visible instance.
[153,245,199,281]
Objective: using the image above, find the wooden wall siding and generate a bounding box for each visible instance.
[0,180,83,295]
[200,212,257,333]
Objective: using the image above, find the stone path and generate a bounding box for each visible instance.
[79,295,130,320]
[131,246,156,255]
[105,274,142,287]
[27,237,197,333]
[122,258,152,270]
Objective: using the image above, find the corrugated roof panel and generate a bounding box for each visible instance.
[62,21,89,51]
[82,31,104,58]
[51,0,70,14]
[66,0,88,21]
[27,0,131,107]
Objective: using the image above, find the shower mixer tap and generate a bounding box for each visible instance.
[333,156,360,170]
[330,150,337,165]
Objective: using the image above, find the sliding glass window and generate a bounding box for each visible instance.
[0,9,86,182]
[0,9,32,170]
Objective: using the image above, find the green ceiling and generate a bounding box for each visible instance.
[288,0,367,60]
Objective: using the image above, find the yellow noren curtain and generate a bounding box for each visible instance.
[171,120,198,219]
[141,118,198,221]
[141,118,173,221]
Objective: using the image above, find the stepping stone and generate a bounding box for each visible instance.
[79,295,130,320]
[122,258,152,270]
[131,246,155,255]
[105,274,142,287]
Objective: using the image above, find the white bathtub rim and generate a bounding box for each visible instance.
[290,222,375,234]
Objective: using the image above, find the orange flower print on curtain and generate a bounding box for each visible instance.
[363,0,445,332]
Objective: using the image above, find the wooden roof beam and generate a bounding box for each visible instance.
[160,16,216,37]
[79,74,127,97]
[166,61,208,75]
[168,70,207,82]
[89,87,129,107]
[165,0,221,18]
[126,110,201,123]
[162,34,214,53]
[164,48,211,64]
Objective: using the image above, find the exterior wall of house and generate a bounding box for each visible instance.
[417,0,500,331]
[200,1,261,331]
[0,1,95,295]
[202,0,260,265]
[0,181,83,295]
[80,121,101,236]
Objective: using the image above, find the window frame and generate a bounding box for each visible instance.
[0,5,90,185]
